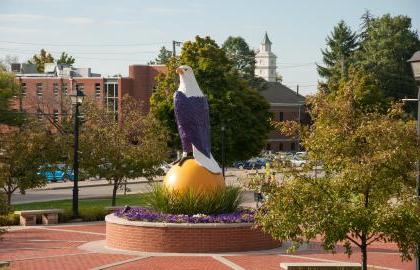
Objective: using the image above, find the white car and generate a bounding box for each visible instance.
[290,157,306,167]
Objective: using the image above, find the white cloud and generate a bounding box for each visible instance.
[0,26,41,33]
[0,13,94,25]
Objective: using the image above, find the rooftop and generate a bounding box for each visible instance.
[259,82,305,104]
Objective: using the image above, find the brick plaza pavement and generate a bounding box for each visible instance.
[0,222,414,269]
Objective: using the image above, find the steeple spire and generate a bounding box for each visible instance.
[255,32,277,82]
[262,31,272,45]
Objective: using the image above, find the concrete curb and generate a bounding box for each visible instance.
[41,179,163,191]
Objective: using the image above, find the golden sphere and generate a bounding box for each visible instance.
[164,159,225,194]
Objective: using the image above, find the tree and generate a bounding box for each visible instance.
[317,20,358,93]
[80,96,168,206]
[0,55,18,71]
[28,49,54,72]
[222,36,256,77]
[56,52,75,66]
[149,46,173,65]
[0,71,25,126]
[252,75,420,270]
[0,120,60,205]
[355,14,420,101]
[150,36,272,163]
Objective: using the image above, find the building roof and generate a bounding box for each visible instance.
[259,82,305,104]
[261,32,272,45]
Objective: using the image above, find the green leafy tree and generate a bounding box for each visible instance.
[150,36,272,163]
[149,46,173,65]
[355,14,420,101]
[56,52,75,66]
[28,49,55,72]
[0,71,25,126]
[252,74,420,270]
[222,36,269,92]
[222,36,256,77]
[0,120,61,205]
[317,20,358,92]
[80,96,168,206]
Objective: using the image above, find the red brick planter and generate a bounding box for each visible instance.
[105,214,280,253]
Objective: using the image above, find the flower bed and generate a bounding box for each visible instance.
[114,207,255,224]
[105,212,281,253]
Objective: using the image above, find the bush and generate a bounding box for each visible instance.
[145,184,242,215]
[0,213,19,226]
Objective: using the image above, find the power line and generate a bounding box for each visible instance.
[0,48,152,62]
[0,40,172,47]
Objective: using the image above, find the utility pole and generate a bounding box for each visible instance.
[296,84,299,95]
[172,41,182,57]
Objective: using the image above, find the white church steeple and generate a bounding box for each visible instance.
[255,32,277,82]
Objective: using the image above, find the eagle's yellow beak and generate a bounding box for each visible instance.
[176,67,184,75]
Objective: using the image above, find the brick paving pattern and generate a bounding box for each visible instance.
[0,223,414,269]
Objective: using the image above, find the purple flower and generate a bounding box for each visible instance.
[114,207,255,224]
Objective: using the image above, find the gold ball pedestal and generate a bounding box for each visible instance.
[163,159,225,194]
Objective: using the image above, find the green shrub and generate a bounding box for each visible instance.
[145,184,242,215]
[0,213,19,226]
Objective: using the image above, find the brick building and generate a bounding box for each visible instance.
[259,82,305,152]
[11,63,166,121]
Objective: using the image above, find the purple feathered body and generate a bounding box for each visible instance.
[174,91,211,158]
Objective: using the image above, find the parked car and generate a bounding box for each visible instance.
[294,151,307,159]
[290,157,306,167]
[234,158,267,170]
[38,164,74,182]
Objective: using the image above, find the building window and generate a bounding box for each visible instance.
[76,83,84,92]
[62,83,68,95]
[21,83,27,96]
[53,109,59,123]
[53,83,59,96]
[36,83,43,97]
[105,81,118,114]
[95,83,101,97]
[279,112,284,121]
[291,142,296,152]
[266,144,271,150]
[279,143,283,151]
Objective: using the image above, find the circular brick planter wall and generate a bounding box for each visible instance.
[105,214,280,253]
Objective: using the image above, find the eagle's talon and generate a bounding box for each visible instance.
[178,153,194,166]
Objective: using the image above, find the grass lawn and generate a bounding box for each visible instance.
[11,193,148,222]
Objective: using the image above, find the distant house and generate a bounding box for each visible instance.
[260,82,305,152]
[255,32,306,152]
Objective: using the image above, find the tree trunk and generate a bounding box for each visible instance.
[6,192,11,206]
[111,180,118,206]
[361,240,368,270]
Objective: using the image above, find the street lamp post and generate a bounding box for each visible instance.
[70,89,85,220]
[407,50,420,270]
[221,125,225,178]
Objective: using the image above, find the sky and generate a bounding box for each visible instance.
[0,0,419,96]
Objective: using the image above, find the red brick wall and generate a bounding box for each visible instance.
[128,65,166,111]
[106,222,280,253]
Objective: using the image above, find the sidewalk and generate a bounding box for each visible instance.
[1,222,413,270]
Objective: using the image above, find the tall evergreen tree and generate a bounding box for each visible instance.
[317,20,358,92]
[149,46,173,65]
[355,14,420,101]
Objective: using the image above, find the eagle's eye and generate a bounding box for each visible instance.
[184,68,188,71]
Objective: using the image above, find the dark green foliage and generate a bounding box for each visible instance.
[355,14,420,101]
[150,36,272,163]
[149,46,173,65]
[145,184,242,215]
[317,20,358,92]
[0,71,25,126]
[56,52,75,66]
[222,36,256,77]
